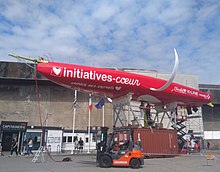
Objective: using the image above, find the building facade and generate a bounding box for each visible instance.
[0,61,219,152]
[199,84,220,149]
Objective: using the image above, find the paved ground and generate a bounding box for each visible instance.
[0,151,219,172]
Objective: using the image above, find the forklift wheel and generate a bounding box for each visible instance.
[99,155,112,168]
[130,159,141,169]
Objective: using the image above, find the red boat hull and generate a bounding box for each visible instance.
[36,62,211,106]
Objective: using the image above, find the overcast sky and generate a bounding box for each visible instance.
[0,0,219,84]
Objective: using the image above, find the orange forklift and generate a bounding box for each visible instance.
[96,127,144,168]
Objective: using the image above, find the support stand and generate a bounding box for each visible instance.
[112,93,139,127]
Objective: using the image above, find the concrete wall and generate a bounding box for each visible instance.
[0,80,113,130]
[202,104,220,131]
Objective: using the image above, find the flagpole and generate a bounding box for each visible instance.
[71,90,77,154]
[88,109,91,153]
[102,105,105,127]
[87,94,91,153]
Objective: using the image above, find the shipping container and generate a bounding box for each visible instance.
[133,128,178,158]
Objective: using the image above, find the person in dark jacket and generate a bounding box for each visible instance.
[78,138,84,153]
[10,139,18,156]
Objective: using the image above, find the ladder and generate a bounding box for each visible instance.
[32,146,45,163]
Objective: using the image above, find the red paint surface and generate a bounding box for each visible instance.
[37,62,211,106]
[133,128,178,157]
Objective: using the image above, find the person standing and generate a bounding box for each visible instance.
[74,138,79,154]
[78,138,84,154]
[27,138,33,155]
[10,139,18,156]
[186,139,191,154]
[139,102,148,127]
[207,141,210,149]
[146,103,151,121]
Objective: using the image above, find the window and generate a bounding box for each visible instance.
[74,136,78,142]
[48,137,54,143]
[67,136,72,143]
[54,137,61,143]
[63,136,67,143]
[92,135,96,142]
[25,132,41,150]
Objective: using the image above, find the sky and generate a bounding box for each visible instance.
[0,0,220,84]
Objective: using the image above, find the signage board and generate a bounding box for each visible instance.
[1,121,28,132]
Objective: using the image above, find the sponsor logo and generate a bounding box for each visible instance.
[50,67,141,87]
[187,90,198,96]
[172,86,210,100]
[199,93,211,100]
[51,67,63,77]
[172,86,187,94]
[115,86,121,91]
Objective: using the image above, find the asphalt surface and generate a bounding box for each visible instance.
[0,151,219,172]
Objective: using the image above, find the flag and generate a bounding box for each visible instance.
[73,90,77,108]
[95,98,105,109]
[71,90,78,111]
[89,94,92,111]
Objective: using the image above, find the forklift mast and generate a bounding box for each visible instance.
[96,127,109,153]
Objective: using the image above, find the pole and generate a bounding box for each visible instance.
[211,107,214,140]
[17,132,21,154]
[71,90,77,154]
[102,105,105,127]
[127,94,132,126]
[87,94,92,153]
[87,108,91,153]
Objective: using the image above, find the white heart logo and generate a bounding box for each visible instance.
[115,86,121,91]
[53,67,61,76]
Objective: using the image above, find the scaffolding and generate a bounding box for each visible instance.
[111,95,204,152]
[112,94,178,130]
[185,107,204,137]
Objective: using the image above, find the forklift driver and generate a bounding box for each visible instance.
[119,140,132,150]
[109,141,119,154]
[110,140,133,155]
